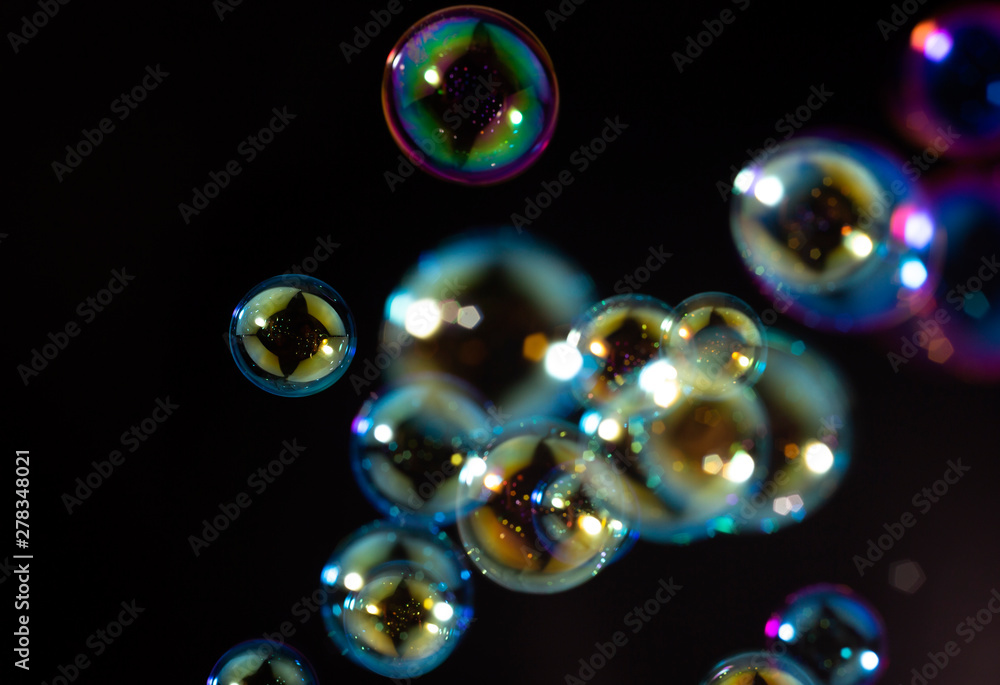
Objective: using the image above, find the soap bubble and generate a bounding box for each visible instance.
[380,230,595,417]
[351,374,491,525]
[731,137,944,331]
[320,520,473,675]
[383,6,558,185]
[207,640,318,685]
[342,560,473,679]
[888,175,1000,381]
[456,417,635,593]
[229,274,356,396]
[662,292,766,399]
[766,584,887,685]
[701,651,817,685]
[720,330,851,536]
[581,388,770,545]
[567,294,675,409]
[892,4,1000,157]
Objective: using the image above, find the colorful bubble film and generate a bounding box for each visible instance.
[351,374,490,525]
[662,292,767,399]
[206,640,319,685]
[456,417,635,593]
[893,4,1000,158]
[380,229,594,417]
[229,274,356,396]
[889,175,1000,381]
[382,6,558,185]
[731,137,944,332]
[765,584,887,685]
[701,651,818,685]
[320,519,473,678]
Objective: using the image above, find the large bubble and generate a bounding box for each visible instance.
[701,651,817,685]
[731,137,944,331]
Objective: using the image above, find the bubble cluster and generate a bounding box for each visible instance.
[351,374,490,525]
[321,520,473,678]
[380,230,594,417]
[701,651,817,685]
[731,137,944,331]
[456,417,636,593]
[765,584,887,685]
[229,274,356,396]
[662,292,767,399]
[893,4,1000,157]
[567,294,675,408]
[718,331,850,536]
[383,6,558,185]
[207,640,319,685]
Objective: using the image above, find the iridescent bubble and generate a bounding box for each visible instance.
[892,4,1000,157]
[765,584,888,685]
[581,388,770,544]
[320,520,473,676]
[889,175,1000,381]
[342,560,473,679]
[456,417,635,593]
[383,6,558,185]
[229,274,356,396]
[731,137,944,331]
[701,651,817,685]
[380,230,595,417]
[720,330,851,536]
[567,295,675,409]
[207,640,319,685]
[662,292,766,399]
[351,374,491,525]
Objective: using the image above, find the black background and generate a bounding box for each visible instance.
[7,0,1000,683]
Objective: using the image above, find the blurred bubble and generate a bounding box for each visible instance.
[383,6,558,185]
[731,137,944,331]
[582,388,770,544]
[207,640,319,685]
[321,520,473,675]
[229,274,357,396]
[766,584,887,685]
[889,175,1000,381]
[351,374,491,526]
[701,651,817,685]
[456,417,635,593]
[342,560,473,679]
[719,330,851,536]
[662,292,766,399]
[380,230,595,416]
[888,560,926,594]
[892,4,1000,157]
[567,294,675,408]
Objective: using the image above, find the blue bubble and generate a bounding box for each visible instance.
[206,640,318,685]
[229,274,356,396]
